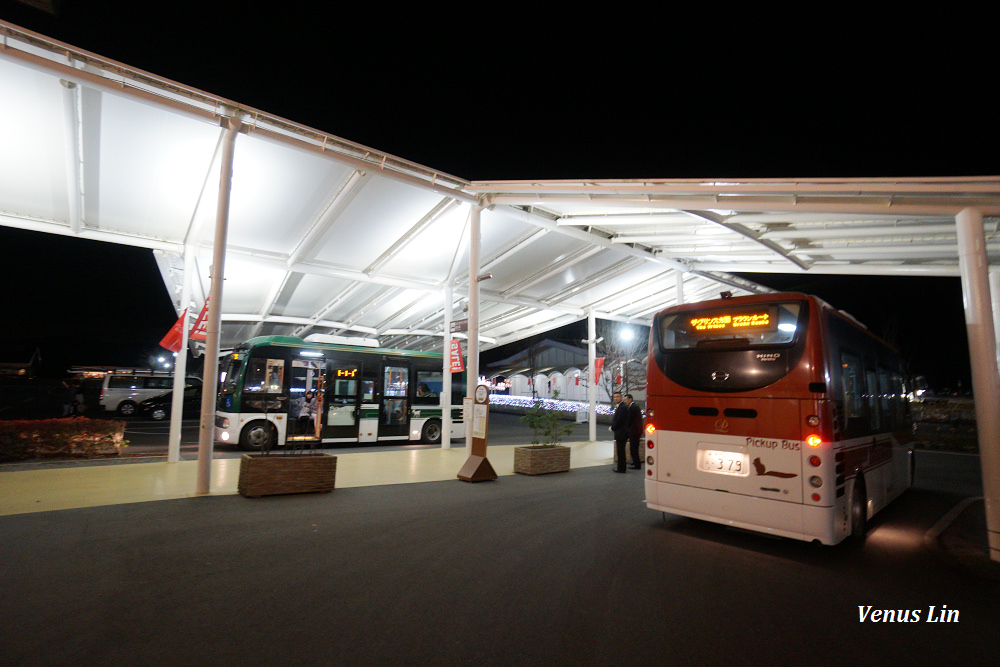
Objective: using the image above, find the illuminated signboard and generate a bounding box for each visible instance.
[688,308,775,335]
[334,367,359,378]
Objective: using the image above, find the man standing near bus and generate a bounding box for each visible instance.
[624,394,643,469]
[610,392,629,472]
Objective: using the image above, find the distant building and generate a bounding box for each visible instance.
[485,338,630,402]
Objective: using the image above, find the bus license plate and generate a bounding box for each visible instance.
[698,449,749,476]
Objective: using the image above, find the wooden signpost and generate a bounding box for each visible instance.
[457,384,497,482]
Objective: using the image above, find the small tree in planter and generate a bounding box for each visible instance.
[515,390,573,475]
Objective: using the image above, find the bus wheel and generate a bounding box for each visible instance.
[849,476,868,541]
[421,419,442,444]
[240,421,276,452]
[118,401,137,417]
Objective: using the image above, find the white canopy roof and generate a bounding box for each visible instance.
[3,20,999,354]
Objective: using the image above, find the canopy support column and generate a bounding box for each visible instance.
[956,207,1000,562]
[167,244,194,463]
[588,310,597,442]
[441,284,453,449]
[457,204,496,481]
[464,205,482,455]
[991,268,1000,370]
[196,116,242,495]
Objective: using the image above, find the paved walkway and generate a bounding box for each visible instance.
[0,440,616,516]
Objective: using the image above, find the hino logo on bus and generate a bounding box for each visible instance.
[756,352,781,362]
[711,371,730,382]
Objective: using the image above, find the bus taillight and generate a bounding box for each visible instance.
[806,434,823,448]
[645,423,656,434]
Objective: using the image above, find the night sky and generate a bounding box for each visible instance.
[0,1,995,386]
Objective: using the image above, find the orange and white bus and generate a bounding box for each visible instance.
[643,292,914,545]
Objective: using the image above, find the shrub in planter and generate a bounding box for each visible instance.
[0,418,126,462]
[516,390,574,475]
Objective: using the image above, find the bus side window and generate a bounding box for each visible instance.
[866,369,880,431]
[878,368,893,430]
[245,358,284,393]
[244,358,268,392]
[415,370,442,404]
[841,353,864,429]
[892,373,907,425]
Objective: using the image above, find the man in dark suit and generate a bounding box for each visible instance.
[610,392,629,472]
[625,394,644,469]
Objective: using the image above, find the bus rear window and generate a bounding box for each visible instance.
[660,302,803,350]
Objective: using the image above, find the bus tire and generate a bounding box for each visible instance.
[421,419,442,444]
[240,420,276,452]
[849,476,867,541]
[118,401,137,417]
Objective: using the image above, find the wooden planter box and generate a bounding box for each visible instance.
[513,445,571,475]
[238,453,337,498]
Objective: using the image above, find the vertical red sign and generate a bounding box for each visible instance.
[189,298,210,341]
[594,357,604,383]
[450,339,465,373]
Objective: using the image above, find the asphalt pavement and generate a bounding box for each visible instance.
[1,459,998,666]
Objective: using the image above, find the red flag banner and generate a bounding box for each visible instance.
[450,339,465,373]
[158,297,209,352]
[158,309,188,353]
[594,357,604,383]
[189,298,210,341]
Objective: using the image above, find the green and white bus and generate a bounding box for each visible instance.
[214,335,466,451]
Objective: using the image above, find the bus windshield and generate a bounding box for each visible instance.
[219,353,243,396]
[659,301,803,350]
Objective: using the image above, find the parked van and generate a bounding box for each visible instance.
[99,370,202,416]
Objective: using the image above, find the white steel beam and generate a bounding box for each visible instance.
[500,246,603,298]
[682,210,812,270]
[760,222,971,239]
[288,169,368,267]
[364,197,460,275]
[488,194,1000,218]
[692,262,964,277]
[293,282,368,337]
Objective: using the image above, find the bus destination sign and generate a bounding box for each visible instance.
[689,309,773,334]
